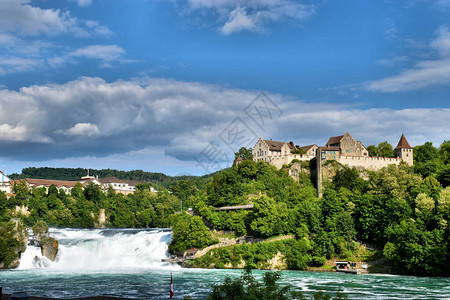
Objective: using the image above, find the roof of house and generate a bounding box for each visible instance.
[395,134,413,150]
[186,248,199,253]
[25,178,80,188]
[319,146,340,151]
[301,144,317,151]
[263,140,295,151]
[235,156,243,161]
[326,135,345,146]
[96,177,141,186]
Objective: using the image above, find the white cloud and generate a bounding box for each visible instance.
[0,57,43,74]
[0,123,29,141]
[178,0,315,35]
[0,76,448,165]
[76,0,93,7]
[46,45,127,69]
[376,56,408,67]
[220,6,257,35]
[430,25,450,56]
[0,123,50,142]
[366,59,450,92]
[366,26,450,92]
[0,0,74,36]
[0,0,112,37]
[71,45,125,61]
[56,123,99,136]
[0,1,115,74]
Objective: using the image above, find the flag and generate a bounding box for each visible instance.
[170,273,174,298]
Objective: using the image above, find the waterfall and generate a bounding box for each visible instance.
[18,228,174,271]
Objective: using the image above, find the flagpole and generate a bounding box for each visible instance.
[170,272,174,299]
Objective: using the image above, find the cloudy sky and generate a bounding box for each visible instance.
[0,0,449,175]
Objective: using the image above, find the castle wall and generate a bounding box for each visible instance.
[337,155,402,171]
[269,154,315,169]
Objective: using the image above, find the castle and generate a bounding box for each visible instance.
[252,132,413,197]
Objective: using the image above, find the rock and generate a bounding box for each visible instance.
[33,221,59,261]
[39,237,59,261]
[0,219,28,269]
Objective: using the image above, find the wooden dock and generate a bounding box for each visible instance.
[336,268,367,275]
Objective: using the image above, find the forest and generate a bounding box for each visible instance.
[0,140,449,276]
[8,167,215,189]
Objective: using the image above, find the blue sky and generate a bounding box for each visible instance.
[0,0,449,175]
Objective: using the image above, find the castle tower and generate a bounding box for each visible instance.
[394,134,413,165]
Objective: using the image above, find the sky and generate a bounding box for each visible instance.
[0,0,449,176]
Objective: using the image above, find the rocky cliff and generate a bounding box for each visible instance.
[0,219,28,269]
[32,221,59,261]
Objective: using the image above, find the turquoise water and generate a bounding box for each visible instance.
[0,229,448,299]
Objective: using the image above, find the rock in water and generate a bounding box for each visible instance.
[32,221,59,261]
[40,237,59,261]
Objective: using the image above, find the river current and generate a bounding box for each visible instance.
[0,228,448,299]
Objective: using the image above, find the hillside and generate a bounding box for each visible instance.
[169,156,450,277]
[8,167,217,189]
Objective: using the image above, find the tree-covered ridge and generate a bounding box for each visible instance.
[8,167,216,189]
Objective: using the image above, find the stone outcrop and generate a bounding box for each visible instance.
[39,236,59,261]
[33,221,59,261]
[0,219,28,269]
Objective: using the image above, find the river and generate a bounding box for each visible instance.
[0,228,448,299]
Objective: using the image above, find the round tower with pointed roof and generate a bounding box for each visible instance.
[394,134,413,165]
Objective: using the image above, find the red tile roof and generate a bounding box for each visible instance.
[395,134,413,150]
[301,144,317,151]
[96,177,127,184]
[263,140,294,151]
[25,178,80,188]
[326,135,344,146]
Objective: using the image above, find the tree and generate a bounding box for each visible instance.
[332,167,366,192]
[414,142,440,164]
[367,142,394,157]
[369,162,422,200]
[47,184,58,196]
[437,165,450,187]
[440,140,450,165]
[291,148,306,155]
[13,180,30,205]
[168,213,217,253]
[249,195,287,238]
[377,141,394,158]
[234,147,253,162]
[366,145,377,157]
[207,269,291,300]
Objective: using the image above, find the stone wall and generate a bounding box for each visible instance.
[269,154,315,169]
[337,155,402,171]
[340,132,364,156]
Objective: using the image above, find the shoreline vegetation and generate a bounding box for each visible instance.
[0,141,449,278]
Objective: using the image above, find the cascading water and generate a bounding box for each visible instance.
[18,228,175,271]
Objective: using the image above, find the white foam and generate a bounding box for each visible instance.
[18,228,177,271]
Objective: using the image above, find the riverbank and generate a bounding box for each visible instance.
[2,295,143,300]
